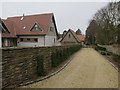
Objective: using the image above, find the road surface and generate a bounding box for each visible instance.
[23,48,118,88]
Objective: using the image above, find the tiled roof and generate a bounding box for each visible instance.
[2,13,53,37]
[2,19,17,38]
[77,35,85,41]
[57,38,62,42]
[70,29,81,42]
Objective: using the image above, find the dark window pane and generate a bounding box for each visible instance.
[34,38,38,42]
[20,38,23,41]
[69,34,70,38]
[27,38,30,41]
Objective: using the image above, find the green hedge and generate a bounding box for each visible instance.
[51,45,82,67]
[36,55,45,76]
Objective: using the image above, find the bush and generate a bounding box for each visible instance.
[51,51,57,67]
[36,55,45,76]
[51,45,82,67]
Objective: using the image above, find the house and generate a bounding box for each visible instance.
[60,29,81,45]
[1,13,59,47]
[76,35,85,45]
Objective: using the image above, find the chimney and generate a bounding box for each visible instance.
[20,13,24,21]
[23,13,25,17]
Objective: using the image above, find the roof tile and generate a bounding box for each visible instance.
[2,13,53,37]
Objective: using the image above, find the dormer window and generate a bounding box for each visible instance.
[30,23,43,32]
[34,24,39,30]
[35,24,38,28]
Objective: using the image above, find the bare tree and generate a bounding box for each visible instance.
[86,2,120,45]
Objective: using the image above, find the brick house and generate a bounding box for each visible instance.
[1,13,59,47]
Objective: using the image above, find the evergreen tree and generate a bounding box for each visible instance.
[76,29,82,35]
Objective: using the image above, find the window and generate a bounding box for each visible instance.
[23,26,26,29]
[20,38,38,42]
[34,24,39,30]
[35,24,38,28]
[50,18,53,22]
[50,27,54,32]
[69,34,70,38]
[20,38,23,42]
[31,23,43,32]
[27,38,30,41]
[36,27,39,31]
[34,38,38,42]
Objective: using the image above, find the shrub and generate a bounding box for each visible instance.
[51,50,57,67]
[36,55,45,76]
[51,45,82,67]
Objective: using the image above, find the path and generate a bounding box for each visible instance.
[23,48,118,88]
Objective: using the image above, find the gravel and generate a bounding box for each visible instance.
[22,48,118,88]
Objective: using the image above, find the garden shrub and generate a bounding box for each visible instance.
[51,50,57,67]
[51,45,82,67]
[36,54,45,76]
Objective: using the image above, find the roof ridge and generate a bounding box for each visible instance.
[7,13,53,19]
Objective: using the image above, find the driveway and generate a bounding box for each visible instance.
[23,48,118,88]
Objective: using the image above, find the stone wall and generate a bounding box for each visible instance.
[2,46,64,88]
[98,44,120,55]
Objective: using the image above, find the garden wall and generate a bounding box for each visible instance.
[2,46,65,88]
[98,45,120,56]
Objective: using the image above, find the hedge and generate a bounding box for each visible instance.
[36,54,45,76]
[51,45,82,67]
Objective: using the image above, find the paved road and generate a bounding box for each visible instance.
[23,48,118,88]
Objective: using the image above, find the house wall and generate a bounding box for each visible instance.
[17,36,45,47]
[45,35,57,46]
[61,31,78,45]
[46,19,56,36]
[45,18,60,46]
[2,38,17,47]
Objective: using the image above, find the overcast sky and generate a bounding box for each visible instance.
[1,2,110,34]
